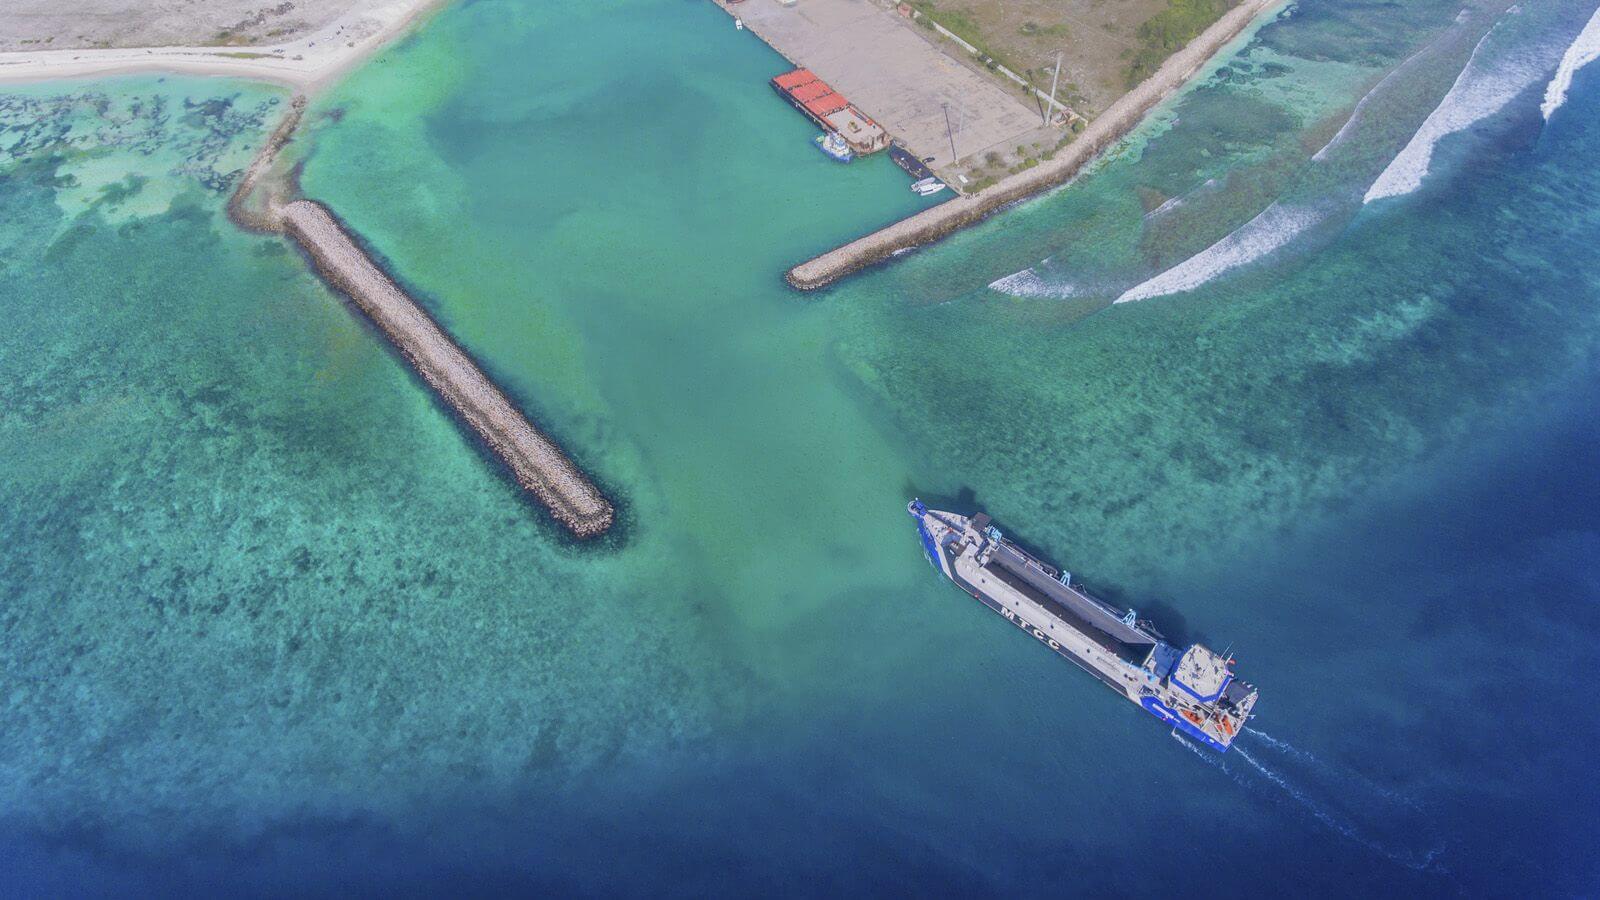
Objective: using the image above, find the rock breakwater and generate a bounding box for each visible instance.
[279,200,615,537]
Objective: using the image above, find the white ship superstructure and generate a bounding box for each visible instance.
[909,500,1258,751]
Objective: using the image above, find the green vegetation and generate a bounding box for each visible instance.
[94,175,147,208]
[209,28,264,47]
[909,1,986,48]
[1123,0,1232,86]
[909,1,1029,84]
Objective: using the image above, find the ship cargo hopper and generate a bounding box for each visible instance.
[770,67,889,155]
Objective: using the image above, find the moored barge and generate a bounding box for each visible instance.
[771,68,890,155]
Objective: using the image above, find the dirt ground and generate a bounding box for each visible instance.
[725,0,1042,180]
[908,0,1211,116]
[0,0,366,52]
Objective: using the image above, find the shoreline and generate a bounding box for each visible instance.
[785,0,1289,292]
[0,0,449,91]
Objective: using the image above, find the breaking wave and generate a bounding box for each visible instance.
[1364,21,1554,203]
[1314,36,1445,161]
[1145,177,1219,220]
[987,266,1086,299]
[1146,194,1186,219]
[1541,7,1600,120]
[1115,203,1322,303]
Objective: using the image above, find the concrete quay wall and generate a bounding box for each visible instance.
[785,0,1284,291]
[280,200,615,537]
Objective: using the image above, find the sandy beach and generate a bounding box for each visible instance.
[0,0,447,90]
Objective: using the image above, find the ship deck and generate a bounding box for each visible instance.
[983,547,1153,665]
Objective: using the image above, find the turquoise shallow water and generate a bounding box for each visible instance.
[4,0,1600,894]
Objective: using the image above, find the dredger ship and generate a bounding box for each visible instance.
[908,500,1258,751]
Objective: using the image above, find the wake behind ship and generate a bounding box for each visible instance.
[909,500,1259,751]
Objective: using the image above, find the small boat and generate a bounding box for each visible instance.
[815,131,853,163]
[911,176,947,196]
[889,144,934,180]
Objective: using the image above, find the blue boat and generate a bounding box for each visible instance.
[815,131,853,163]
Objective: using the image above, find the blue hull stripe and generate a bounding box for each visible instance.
[1141,696,1230,752]
[916,521,940,570]
[911,507,940,572]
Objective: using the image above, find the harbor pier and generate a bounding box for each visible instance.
[755,0,1285,291]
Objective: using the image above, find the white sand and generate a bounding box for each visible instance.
[0,0,446,90]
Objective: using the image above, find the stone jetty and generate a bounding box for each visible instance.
[280,200,615,537]
[218,88,614,537]
[225,99,614,537]
[785,0,1284,291]
[227,95,305,233]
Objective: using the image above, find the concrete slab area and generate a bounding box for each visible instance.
[721,0,1041,172]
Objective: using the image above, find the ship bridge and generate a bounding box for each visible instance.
[1172,644,1233,703]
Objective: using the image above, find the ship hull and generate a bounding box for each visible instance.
[966,581,1142,697]
[910,500,1251,752]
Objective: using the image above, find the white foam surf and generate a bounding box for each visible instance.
[987,266,1085,299]
[1144,177,1219,220]
[1541,7,1600,120]
[1364,21,1552,203]
[1146,194,1186,219]
[1114,203,1322,303]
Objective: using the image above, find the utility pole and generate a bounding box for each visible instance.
[943,102,958,163]
[1046,52,1063,125]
